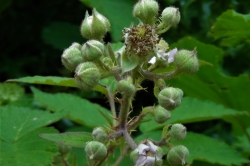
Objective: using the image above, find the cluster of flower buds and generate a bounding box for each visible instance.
[130,140,163,166]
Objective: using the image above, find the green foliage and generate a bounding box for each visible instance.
[31,87,112,128]
[210,10,250,47]
[80,0,138,42]
[42,22,85,50]
[40,132,93,148]
[0,83,24,105]
[121,52,140,73]
[136,131,249,165]
[139,97,248,132]
[0,106,60,166]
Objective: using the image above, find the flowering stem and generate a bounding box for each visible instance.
[107,86,117,126]
[140,69,180,81]
[100,67,122,79]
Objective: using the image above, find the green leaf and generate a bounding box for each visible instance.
[139,97,248,133]
[121,53,140,73]
[136,131,249,165]
[8,76,108,95]
[42,22,85,50]
[31,87,112,128]
[79,0,138,42]
[0,106,65,142]
[210,10,250,46]
[40,132,93,148]
[99,76,117,93]
[8,76,76,87]
[0,83,24,105]
[0,127,58,166]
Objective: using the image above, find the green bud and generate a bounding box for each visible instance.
[174,49,199,74]
[117,78,135,97]
[158,87,183,110]
[133,0,159,25]
[167,145,189,166]
[92,127,107,142]
[58,144,72,156]
[81,40,105,61]
[69,42,81,50]
[80,8,110,40]
[153,106,171,123]
[102,57,113,67]
[61,45,83,71]
[161,7,180,27]
[85,141,107,160]
[170,124,187,141]
[74,62,101,91]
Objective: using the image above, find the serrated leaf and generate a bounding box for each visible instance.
[0,106,65,142]
[211,10,250,46]
[79,0,138,42]
[31,87,112,128]
[135,131,249,165]
[40,132,93,148]
[139,97,248,133]
[42,22,85,50]
[0,126,58,166]
[0,83,24,105]
[8,76,108,95]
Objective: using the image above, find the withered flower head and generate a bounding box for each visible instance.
[123,24,159,56]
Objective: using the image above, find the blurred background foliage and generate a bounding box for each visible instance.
[0,0,250,165]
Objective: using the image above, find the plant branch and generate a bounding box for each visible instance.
[139,69,180,81]
[107,86,117,126]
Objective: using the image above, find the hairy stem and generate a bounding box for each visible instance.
[107,86,117,126]
[140,69,179,81]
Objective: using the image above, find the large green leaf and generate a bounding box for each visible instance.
[40,132,93,148]
[0,83,24,105]
[170,37,250,113]
[135,131,249,165]
[0,127,58,166]
[8,76,108,95]
[0,106,59,166]
[42,22,85,50]
[32,87,112,128]
[0,106,65,142]
[139,97,248,133]
[210,10,250,46]
[80,0,138,42]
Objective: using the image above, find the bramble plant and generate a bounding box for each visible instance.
[60,0,197,165]
[2,0,250,166]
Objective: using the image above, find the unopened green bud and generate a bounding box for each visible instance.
[153,106,171,123]
[81,40,104,61]
[61,45,83,71]
[74,62,101,91]
[161,7,180,27]
[158,87,183,110]
[170,124,187,141]
[80,8,110,40]
[117,78,135,97]
[58,144,72,156]
[133,0,159,25]
[167,145,189,166]
[174,49,199,74]
[69,42,81,50]
[102,57,113,67]
[85,141,107,160]
[92,127,107,142]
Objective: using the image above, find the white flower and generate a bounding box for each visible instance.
[149,48,178,64]
[130,140,163,166]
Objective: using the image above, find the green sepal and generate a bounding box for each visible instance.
[121,52,140,73]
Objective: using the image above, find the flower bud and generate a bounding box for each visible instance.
[58,144,72,156]
[80,8,110,40]
[161,7,180,27]
[61,45,83,71]
[117,78,135,97]
[158,87,183,110]
[102,57,113,67]
[85,141,107,160]
[74,62,101,91]
[170,124,187,141]
[81,40,104,61]
[174,49,199,74]
[92,127,107,142]
[167,145,189,166]
[133,0,159,25]
[153,106,171,123]
[69,42,81,50]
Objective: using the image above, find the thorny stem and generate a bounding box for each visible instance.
[140,69,180,81]
[107,130,123,139]
[122,128,137,150]
[101,67,122,79]
[155,134,171,146]
[107,86,117,126]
